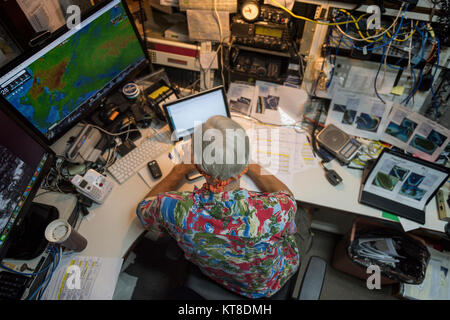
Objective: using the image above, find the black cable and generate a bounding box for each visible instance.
[138,0,155,73]
[310,99,325,161]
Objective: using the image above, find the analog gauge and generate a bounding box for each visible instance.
[241,1,260,22]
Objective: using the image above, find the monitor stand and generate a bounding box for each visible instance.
[5,203,59,261]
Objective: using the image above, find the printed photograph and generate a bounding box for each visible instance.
[399,173,426,201]
[436,143,450,166]
[384,118,417,142]
[342,109,357,125]
[427,130,447,148]
[230,96,252,114]
[409,134,437,155]
[263,95,280,110]
[332,104,346,112]
[356,113,380,132]
[389,166,410,181]
[372,172,399,191]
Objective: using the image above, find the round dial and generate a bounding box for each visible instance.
[241,1,260,22]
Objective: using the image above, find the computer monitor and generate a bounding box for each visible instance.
[0,0,147,144]
[163,86,230,140]
[0,105,55,262]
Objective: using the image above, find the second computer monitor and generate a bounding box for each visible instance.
[163,86,230,140]
[0,0,147,143]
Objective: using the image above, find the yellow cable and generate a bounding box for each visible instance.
[270,0,415,43]
[339,9,377,43]
[268,0,364,26]
[385,21,418,42]
[338,8,416,43]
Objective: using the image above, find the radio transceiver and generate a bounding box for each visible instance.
[231,3,293,52]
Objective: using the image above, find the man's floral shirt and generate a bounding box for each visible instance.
[136,186,299,298]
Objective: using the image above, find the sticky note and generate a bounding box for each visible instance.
[391,86,405,96]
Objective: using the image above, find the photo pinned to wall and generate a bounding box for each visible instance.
[332,104,346,112]
[263,96,280,110]
[356,113,381,133]
[227,82,257,116]
[230,97,252,114]
[342,109,356,125]
[381,104,450,162]
[250,81,308,125]
[385,118,418,143]
[325,90,392,140]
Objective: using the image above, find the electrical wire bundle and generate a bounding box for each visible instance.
[328,5,441,107]
[269,0,442,109]
[0,244,63,300]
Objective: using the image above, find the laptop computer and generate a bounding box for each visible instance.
[359,148,449,225]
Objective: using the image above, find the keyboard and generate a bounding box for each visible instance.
[108,129,172,184]
[0,271,29,300]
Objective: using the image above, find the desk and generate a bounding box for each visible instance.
[26,117,449,262]
[4,115,445,300]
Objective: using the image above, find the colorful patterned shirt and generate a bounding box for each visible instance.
[136,186,300,298]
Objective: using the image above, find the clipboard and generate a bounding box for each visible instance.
[359,148,449,225]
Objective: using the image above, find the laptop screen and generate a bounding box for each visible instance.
[363,150,449,210]
[164,87,229,140]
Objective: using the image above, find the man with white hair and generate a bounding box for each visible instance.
[137,115,300,298]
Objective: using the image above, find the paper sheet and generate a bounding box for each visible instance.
[250,81,308,126]
[249,124,319,179]
[264,0,295,10]
[227,82,256,116]
[16,0,66,33]
[398,217,421,232]
[381,104,450,162]
[325,90,393,140]
[199,51,218,70]
[401,247,450,300]
[343,66,396,95]
[187,10,230,41]
[180,0,237,12]
[42,256,123,300]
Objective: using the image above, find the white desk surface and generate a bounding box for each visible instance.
[30,118,446,262]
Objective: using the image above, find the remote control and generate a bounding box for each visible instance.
[148,160,162,179]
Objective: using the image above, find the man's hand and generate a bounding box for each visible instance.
[145,163,197,198]
[173,163,197,176]
[247,163,262,176]
[246,163,293,195]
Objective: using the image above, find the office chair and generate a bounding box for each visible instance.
[166,240,327,300]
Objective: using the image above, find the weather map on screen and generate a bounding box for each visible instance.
[0,1,146,140]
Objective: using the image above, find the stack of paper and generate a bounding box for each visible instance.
[249,124,319,185]
[250,81,308,126]
[355,238,405,267]
[42,255,123,300]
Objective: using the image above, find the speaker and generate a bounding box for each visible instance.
[316,124,362,164]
